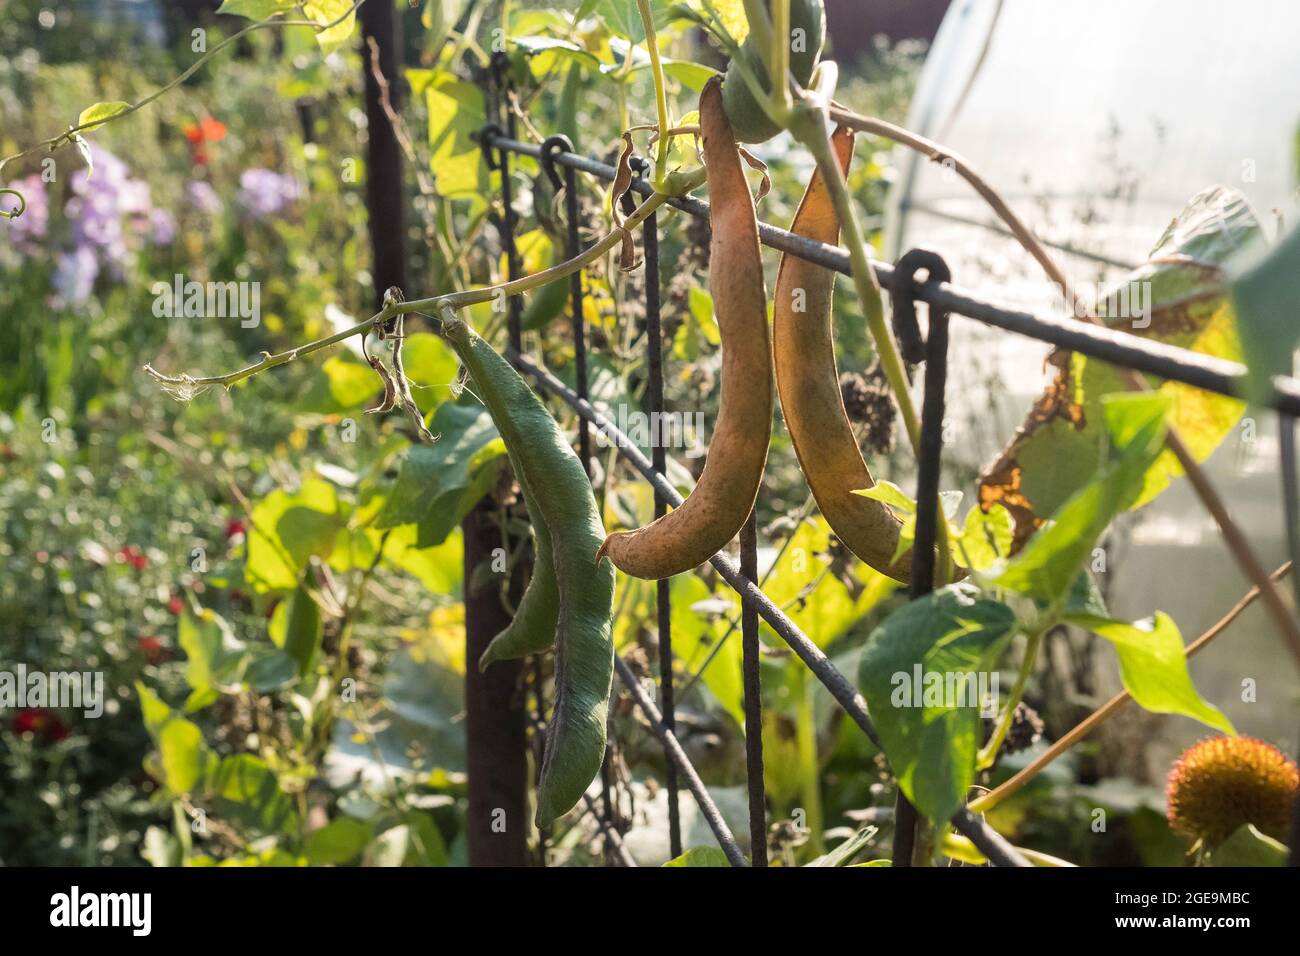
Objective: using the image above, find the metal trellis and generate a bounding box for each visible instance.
[477,68,1300,869]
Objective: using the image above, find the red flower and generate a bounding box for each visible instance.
[137,635,169,665]
[117,545,148,570]
[224,517,247,541]
[167,594,185,615]
[183,116,227,166]
[12,708,70,741]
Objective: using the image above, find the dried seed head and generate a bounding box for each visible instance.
[1165,736,1299,847]
[981,702,1044,757]
[840,368,896,456]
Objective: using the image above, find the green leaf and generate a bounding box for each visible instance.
[1208,823,1287,867]
[272,579,323,676]
[1061,569,1108,619]
[302,0,358,54]
[216,0,296,20]
[591,0,673,43]
[365,811,448,866]
[77,101,130,131]
[858,583,1018,824]
[757,516,893,649]
[376,401,504,538]
[158,718,214,794]
[422,0,469,46]
[245,650,298,693]
[136,681,171,739]
[804,826,877,866]
[398,333,459,414]
[662,59,720,91]
[663,846,731,867]
[178,610,243,698]
[954,502,1012,572]
[981,187,1257,541]
[851,480,915,513]
[1230,223,1300,401]
[422,72,488,197]
[246,479,347,592]
[296,356,379,414]
[209,754,299,835]
[306,818,374,865]
[994,394,1169,605]
[382,524,464,596]
[1064,611,1233,734]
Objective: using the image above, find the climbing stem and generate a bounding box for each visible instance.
[635,0,672,187]
[145,174,702,391]
[978,628,1044,770]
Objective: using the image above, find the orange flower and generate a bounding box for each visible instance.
[1166,736,1298,847]
[183,117,227,165]
[183,116,227,145]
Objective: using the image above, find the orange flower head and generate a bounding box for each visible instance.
[1166,736,1298,847]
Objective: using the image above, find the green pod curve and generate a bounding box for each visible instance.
[442,315,615,829]
[476,458,559,671]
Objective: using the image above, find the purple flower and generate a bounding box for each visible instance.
[52,245,99,305]
[236,168,302,219]
[150,208,176,246]
[3,175,49,253]
[63,144,158,269]
[185,180,222,216]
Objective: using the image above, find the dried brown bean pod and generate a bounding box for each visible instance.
[773,126,911,582]
[596,76,772,580]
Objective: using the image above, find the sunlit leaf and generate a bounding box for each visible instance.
[993,394,1169,605]
[663,846,730,867]
[77,101,130,131]
[158,718,214,794]
[980,187,1259,549]
[858,583,1018,825]
[1064,612,1233,734]
[302,0,358,54]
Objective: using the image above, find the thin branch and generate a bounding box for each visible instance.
[143,174,699,391]
[968,560,1293,814]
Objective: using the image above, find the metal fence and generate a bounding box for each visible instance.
[474,63,1300,869]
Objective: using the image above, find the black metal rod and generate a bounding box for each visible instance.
[638,192,683,859]
[505,346,1031,868]
[740,510,768,866]
[893,249,955,867]
[508,348,883,749]
[493,69,523,353]
[563,163,592,476]
[481,133,1300,417]
[583,791,636,868]
[614,656,749,866]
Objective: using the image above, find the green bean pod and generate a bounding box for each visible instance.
[441,313,615,829]
[476,459,560,671]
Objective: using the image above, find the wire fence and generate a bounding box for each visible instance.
[475,61,1300,868]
